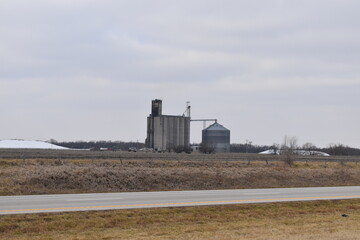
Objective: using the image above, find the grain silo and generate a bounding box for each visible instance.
[146,99,190,152]
[202,122,230,153]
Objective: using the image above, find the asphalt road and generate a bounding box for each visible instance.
[0,186,359,215]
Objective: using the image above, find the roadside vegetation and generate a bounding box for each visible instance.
[0,199,359,240]
[0,150,359,196]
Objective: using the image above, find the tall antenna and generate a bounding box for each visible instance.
[183,101,191,118]
[186,101,191,118]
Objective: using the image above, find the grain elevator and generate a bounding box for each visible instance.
[145,99,190,152]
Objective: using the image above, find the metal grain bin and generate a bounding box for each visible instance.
[202,122,230,153]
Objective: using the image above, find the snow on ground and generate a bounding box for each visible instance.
[259,149,279,155]
[259,149,330,156]
[0,140,69,150]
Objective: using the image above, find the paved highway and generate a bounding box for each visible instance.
[0,186,359,215]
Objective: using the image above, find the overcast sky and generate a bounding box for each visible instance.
[1,0,359,147]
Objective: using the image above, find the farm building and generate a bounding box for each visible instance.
[145,99,190,152]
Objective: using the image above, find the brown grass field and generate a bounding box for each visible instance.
[0,150,359,195]
[0,150,360,239]
[0,199,359,240]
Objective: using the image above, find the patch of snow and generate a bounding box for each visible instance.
[259,149,330,156]
[259,149,280,155]
[295,150,330,156]
[0,140,69,150]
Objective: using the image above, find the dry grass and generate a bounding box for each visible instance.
[1,151,359,239]
[0,199,359,240]
[0,157,360,195]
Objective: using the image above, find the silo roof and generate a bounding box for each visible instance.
[204,122,229,131]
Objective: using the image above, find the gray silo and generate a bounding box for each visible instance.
[202,122,230,153]
[146,99,190,152]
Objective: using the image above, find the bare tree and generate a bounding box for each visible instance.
[281,136,298,153]
[245,139,252,153]
[199,143,215,154]
[302,142,317,155]
[328,143,350,155]
[281,136,298,166]
[269,143,280,155]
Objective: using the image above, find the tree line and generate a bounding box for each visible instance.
[230,139,360,156]
[51,139,360,155]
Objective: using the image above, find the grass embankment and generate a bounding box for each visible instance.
[0,199,359,240]
[0,157,360,195]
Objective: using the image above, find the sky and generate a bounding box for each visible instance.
[0,0,359,148]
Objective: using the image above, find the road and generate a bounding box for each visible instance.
[0,186,359,215]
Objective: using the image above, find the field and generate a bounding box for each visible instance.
[0,199,359,240]
[0,149,359,195]
[1,149,360,239]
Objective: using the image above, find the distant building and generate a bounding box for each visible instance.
[145,99,190,152]
[191,145,200,152]
[202,122,230,153]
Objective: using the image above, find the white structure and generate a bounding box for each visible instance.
[259,149,330,156]
[0,140,69,150]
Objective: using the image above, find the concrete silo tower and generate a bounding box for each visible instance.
[146,99,190,152]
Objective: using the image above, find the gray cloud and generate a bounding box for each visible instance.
[1,0,359,147]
